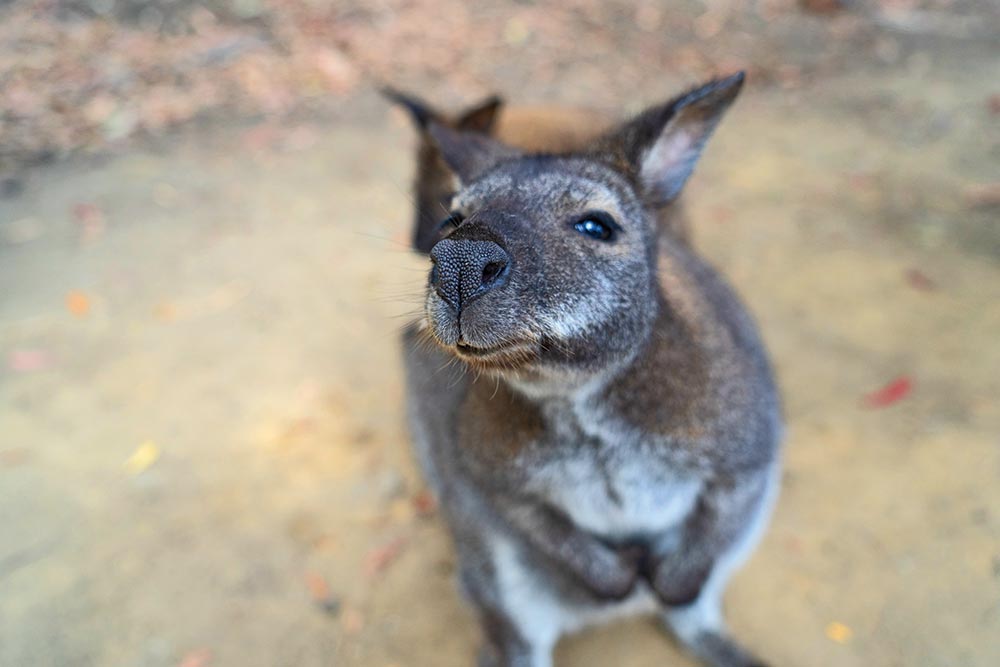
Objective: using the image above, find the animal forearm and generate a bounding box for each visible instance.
[504,502,640,600]
[650,471,768,606]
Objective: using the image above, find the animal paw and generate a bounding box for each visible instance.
[580,546,643,601]
[651,559,712,607]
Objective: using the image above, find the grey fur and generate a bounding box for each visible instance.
[398,73,781,667]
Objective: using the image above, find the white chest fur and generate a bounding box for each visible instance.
[534,452,702,539]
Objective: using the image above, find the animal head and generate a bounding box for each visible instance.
[416,73,745,382]
[383,87,504,253]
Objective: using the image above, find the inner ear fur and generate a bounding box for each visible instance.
[594,72,745,206]
[456,95,504,133]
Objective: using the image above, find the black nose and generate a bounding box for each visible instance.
[429,239,510,311]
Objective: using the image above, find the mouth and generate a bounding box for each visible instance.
[455,341,503,357]
[453,339,537,366]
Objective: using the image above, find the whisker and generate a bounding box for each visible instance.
[348,229,414,251]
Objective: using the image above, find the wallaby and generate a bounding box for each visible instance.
[389,72,781,667]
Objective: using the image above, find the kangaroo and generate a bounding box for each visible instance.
[391,72,781,667]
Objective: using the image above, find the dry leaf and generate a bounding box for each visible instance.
[124,441,160,474]
[304,570,339,613]
[66,290,91,317]
[305,571,331,600]
[862,376,913,409]
[341,606,365,635]
[8,349,52,373]
[904,269,936,292]
[412,490,438,517]
[363,535,409,578]
[177,648,212,667]
[825,621,853,644]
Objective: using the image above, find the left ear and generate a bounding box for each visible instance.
[599,71,745,206]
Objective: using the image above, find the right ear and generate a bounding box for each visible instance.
[456,95,503,133]
[427,122,521,184]
[595,72,745,206]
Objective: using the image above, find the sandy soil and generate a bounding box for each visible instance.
[1,7,999,667]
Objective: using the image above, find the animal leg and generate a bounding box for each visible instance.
[656,465,781,667]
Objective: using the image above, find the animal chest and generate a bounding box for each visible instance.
[524,428,703,541]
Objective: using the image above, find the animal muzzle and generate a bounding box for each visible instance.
[429,239,510,313]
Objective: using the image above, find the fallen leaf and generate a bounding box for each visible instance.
[0,449,30,467]
[242,124,281,151]
[8,348,52,373]
[154,302,178,322]
[363,535,409,578]
[177,648,212,667]
[341,605,365,635]
[825,621,853,644]
[412,490,438,517]
[124,441,160,474]
[312,48,359,94]
[312,534,338,552]
[904,269,936,292]
[304,570,330,599]
[72,202,103,224]
[65,290,91,317]
[862,376,913,409]
[304,571,340,614]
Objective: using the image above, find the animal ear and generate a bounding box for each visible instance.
[600,72,745,205]
[456,95,503,133]
[382,87,503,135]
[427,122,521,183]
[381,86,440,129]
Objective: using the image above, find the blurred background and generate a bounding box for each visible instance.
[0,1,998,666]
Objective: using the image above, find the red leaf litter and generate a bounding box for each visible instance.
[304,571,332,602]
[904,269,936,292]
[363,535,409,578]
[177,648,212,667]
[412,490,438,517]
[862,376,913,409]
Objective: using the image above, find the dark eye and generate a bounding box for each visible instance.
[437,212,465,235]
[572,212,618,242]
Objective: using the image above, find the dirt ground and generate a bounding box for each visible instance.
[1,2,999,667]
